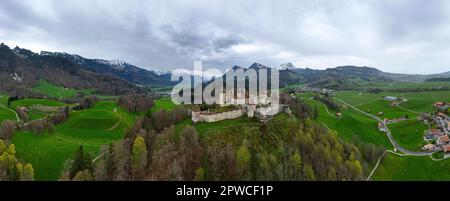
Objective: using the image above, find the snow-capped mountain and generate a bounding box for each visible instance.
[40,51,176,86]
[41,51,129,69]
[92,59,127,70]
[0,43,146,96]
[152,69,170,75]
[248,62,271,70]
[280,62,296,70]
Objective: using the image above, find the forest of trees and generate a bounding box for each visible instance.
[282,94,317,120]
[149,108,189,132]
[117,94,155,113]
[77,96,99,110]
[314,95,341,112]
[0,120,16,141]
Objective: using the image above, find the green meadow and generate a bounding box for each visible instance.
[336,90,450,114]
[373,153,450,181]
[12,132,99,181]
[10,99,66,108]
[32,79,114,99]
[150,97,178,113]
[399,91,450,112]
[32,80,79,98]
[356,99,416,119]
[0,108,16,123]
[0,94,16,122]
[388,119,428,151]
[300,96,392,148]
[12,101,137,180]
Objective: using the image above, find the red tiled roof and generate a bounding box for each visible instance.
[434,102,446,106]
[444,145,450,153]
[423,144,435,150]
[440,135,450,143]
[429,129,443,135]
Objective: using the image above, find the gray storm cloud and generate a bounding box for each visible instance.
[0,0,449,74]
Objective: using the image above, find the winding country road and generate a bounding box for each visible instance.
[334,98,434,156]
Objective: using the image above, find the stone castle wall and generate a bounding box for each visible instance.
[191,104,291,123]
[192,109,244,123]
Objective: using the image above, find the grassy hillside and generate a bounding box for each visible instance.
[12,101,137,180]
[335,91,401,106]
[336,91,450,114]
[0,94,17,123]
[195,116,260,136]
[356,99,416,119]
[32,80,79,98]
[388,119,428,151]
[150,97,178,113]
[12,131,99,181]
[300,96,392,148]
[373,154,450,181]
[10,99,66,108]
[399,91,450,112]
[333,90,450,134]
[0,108,16,123]
[32,80,115,99]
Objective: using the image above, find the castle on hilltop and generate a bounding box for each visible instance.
[191,90,291,123]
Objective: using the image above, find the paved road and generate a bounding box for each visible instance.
[334,98,434,156]
[439,118,448,136]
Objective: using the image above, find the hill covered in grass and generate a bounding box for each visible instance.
[12,101,138,180]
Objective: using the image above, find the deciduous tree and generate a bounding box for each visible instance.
[0,120,15,140]
[131,136,148,178]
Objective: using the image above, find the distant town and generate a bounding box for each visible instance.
[418,101,450,154]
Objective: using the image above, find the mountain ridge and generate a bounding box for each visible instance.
[39,51,175,86]
[0,43,147,97]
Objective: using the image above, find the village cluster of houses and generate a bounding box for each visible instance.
[419,101,450,153]
[293,87,336,97]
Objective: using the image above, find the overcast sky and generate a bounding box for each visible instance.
[1,0,450,74]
